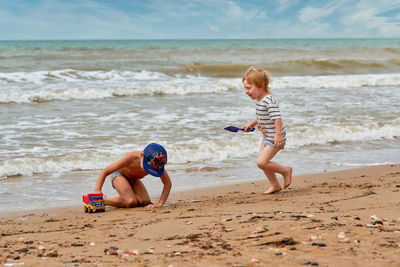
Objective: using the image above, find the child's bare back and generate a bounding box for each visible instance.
[94,143,172,208]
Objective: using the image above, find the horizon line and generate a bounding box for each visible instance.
[1,37,399,42]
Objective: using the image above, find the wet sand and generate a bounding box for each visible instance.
[1,164,400,266]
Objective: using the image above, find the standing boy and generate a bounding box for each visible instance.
[242,67,292,194]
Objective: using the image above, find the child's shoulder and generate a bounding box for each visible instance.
[261,94,275,104]
[125,151,143,159]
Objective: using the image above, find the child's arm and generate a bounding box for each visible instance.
[146,170,172,208]
[273,118,284,148]
[243,118,257,131]
[94,152,137,193]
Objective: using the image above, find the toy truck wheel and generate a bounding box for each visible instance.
[84,206,88,213]
[99,209,105,212]
[88,207,93,213]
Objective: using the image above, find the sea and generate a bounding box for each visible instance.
[1,39,399,214]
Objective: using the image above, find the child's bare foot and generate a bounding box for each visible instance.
[283,167,292,188]
[102,194,109,205]
[262,185,282,195]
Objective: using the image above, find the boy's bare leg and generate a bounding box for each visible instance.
[131,180,152,206]
[262,170,282,194]
[283,166,292,188]
[264,161,292,189]
[257,143,292,192]
[257,144,282,194]
[104,195,128,207]
[105,176,138,207]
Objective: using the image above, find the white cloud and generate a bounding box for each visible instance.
[0,0,154,39]
[256,10,268,19]
[298,6,334,23]
[342,7,376,25]
[214,1,258,23]
[226,2,245,19]
[209,25,220,32]
[144,0,197,18]
[275,0,291,13]
[340,1,400,37]
[297,0,352,24]
[1,0,400,39]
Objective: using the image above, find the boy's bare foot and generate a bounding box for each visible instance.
[102,195,109,205]
[262,186,282,195]
[283,167,293,188]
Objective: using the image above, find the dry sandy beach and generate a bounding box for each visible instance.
[1,164,399,267]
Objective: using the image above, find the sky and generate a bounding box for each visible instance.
[0,0,400,40]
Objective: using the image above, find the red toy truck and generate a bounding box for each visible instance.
[83,193,105,213]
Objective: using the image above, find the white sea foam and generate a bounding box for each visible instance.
[0,70,237,103]
[0,69,167,84]
[0,155,109,178]
[288,121,400,147]
[1,120,399,178]
[273,73,400,89]
[332,162,399,166]
[1,70,400,103]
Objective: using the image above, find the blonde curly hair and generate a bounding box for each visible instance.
[242,67,271,94]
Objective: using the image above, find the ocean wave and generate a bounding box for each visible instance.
[274,73,400,89]
[1,121,399,178]
[269,58,399,75]
[0,69,238,103]
[0,69,167,84]
[180,63,251,78]
[0,70,399,103]
[0,138,257,178]
[332,162,399,167]
[288,121,400,147]
[0,83,237,103]
[382,48,400,54]
[0,155,109,178]
[178,58,400,77]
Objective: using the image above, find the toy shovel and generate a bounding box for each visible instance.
[224,126,255,132]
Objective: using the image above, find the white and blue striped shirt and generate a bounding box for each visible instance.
[255,95,286,143]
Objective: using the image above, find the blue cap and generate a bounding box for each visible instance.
[143,143,167,177]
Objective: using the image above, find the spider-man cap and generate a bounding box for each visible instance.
[143,143,167,177]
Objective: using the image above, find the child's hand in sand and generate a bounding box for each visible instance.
[145,203,163,209]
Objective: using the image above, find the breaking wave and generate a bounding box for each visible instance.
[1,120,399,178]
[1,70,400,103]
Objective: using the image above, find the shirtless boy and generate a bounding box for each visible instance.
[94,143,171,208]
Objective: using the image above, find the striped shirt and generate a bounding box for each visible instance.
[255,95,286,143]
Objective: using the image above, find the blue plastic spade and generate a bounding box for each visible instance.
[224,126,255,132]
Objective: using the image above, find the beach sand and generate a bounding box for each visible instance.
[1,164,399,267]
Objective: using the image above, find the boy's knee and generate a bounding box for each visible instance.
[256,159,269,170]
[136,196,151,207]
[138,200,152,207]
[124,197,138,208]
